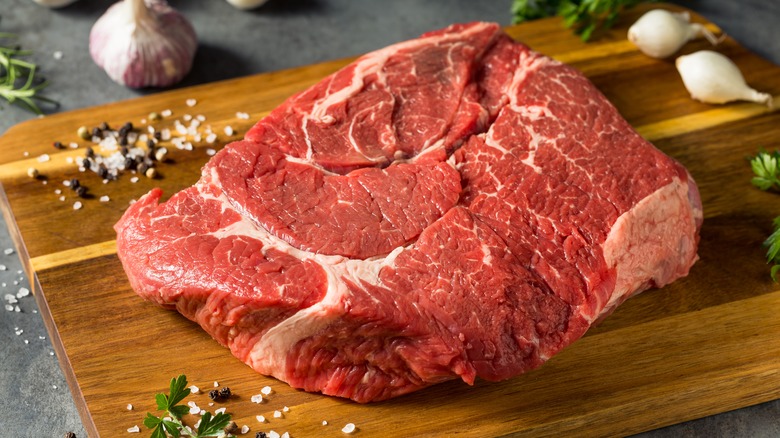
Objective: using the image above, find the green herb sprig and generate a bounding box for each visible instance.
[749,149,780,281]
[750,149,780,191]
[144,375,232,438]
[0,31,56,115]
[511,0,652,41]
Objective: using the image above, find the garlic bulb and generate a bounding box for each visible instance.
[225,0,269,10]
[89,0,197,88]
[676,50,772,107]
[32,0,78,7]
[628,9,721,59]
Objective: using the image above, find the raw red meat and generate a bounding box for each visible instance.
[115,22,702,402]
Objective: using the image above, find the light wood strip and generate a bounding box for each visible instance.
[637,96,779,141]
[31,240,117,272]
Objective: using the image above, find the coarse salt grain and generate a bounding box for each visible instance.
[186,98,197,107]
[127,404,133,410]
[17,288,30,298]
[49,351,54,356]
[224,125,235,136]
[4,248,14,255]
[322,420,328,426]
[236,112,250,120]
[196,114,206,122]
[206,133,218,144]
[53,51,63,60]
[241,425,250,434]
[213,381,219,387]
[130,176,139,183]
[215,407,226,415]
[59,196,65,202]
[100,195,110,202]
[256,415,266,423]
[206,148,216,156]
[4,294,16,303]
[189,405,201,415]
[251,394,263,403]
[269,431,280,438]
[4,305,13,312]
[73,201,83,210]
[127,425,140,433]
[24,339,29,344]
[282,406,289,412]
[342,423,356,433]
[189,385,200,394]
[15,328,23,335]
[161,109,172,117]
[281,433,289,438]
[273,410,282,418]
[0,265,5,271]
[261,386,272,395]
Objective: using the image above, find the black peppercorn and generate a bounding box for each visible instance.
[99,121,110,131]
[123,121,134,131]
[153,131,162,141]
[85,146,95,159]
[119,135,129,146]
[75,186,88,198]
[120,146,129,156]
[124,157,137,171]
[208,389,220,401]
[97,164,108,179]
[91,127,102,138]
[64,432,77,438]
[255,432,267,438]
[53,141,65,149]
[69,178,80,189]
[218,386,231,399]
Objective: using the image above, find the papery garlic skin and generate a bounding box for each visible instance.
[225,0,269,10]
[32,0,78,8]
[628,9,720,59]
[676,50,772,107]
[90,0,197,88]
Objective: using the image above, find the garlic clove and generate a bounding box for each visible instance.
[225,0,269,10]
[32,0,78,7]
[628,9,722,59]
[90,0,197,89]
[675,50,773,107]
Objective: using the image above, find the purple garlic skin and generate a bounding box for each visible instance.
[90,0,197,88]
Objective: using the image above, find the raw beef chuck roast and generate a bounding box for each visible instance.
[115,22,702,402]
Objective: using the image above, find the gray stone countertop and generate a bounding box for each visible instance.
[1,0,778,436]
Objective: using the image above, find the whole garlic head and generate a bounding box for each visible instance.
[90,0,197,88]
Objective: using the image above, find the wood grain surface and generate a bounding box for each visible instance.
[2,4,780,437]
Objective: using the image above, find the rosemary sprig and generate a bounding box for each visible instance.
[0,31,57,115]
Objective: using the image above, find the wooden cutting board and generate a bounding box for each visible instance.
[2,4,780,437]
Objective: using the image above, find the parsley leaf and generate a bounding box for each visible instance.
[750,149,780,191]
[196,411,232,437]
[764,217,780,282]
[511,0,652,41]
[144,374,232,437]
